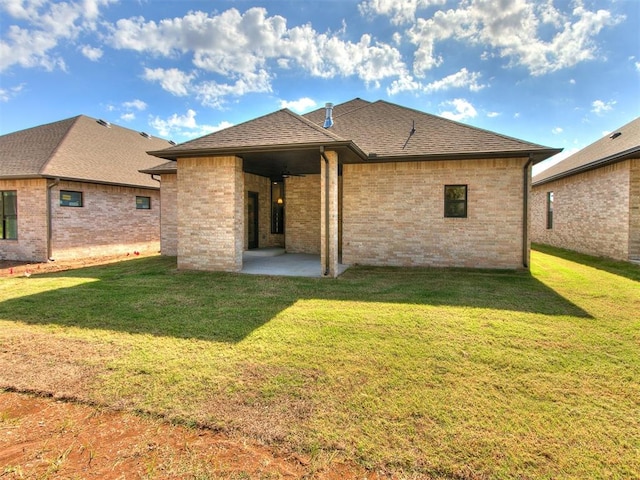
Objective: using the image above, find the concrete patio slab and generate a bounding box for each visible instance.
[241,252,349,278]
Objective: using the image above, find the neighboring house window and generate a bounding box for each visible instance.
[271,180,284,234]
[0,190,17,240]
[444,185,467,218]
[60,190,83,207]
[136,196,151,209]
[546,192,554,229]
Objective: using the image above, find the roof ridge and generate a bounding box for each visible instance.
[375,99,549,149]
[38,115,82,175]
[281,108,347,142]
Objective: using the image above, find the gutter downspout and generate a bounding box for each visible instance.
[522,156,533,269]
[320,147,330,276]
[46,178,60,261]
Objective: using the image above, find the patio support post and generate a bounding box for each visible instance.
[321,149,339,277]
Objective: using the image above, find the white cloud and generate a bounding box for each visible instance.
[358,0,447,25]
[123,99,147,111]
[439,98,477,122]
[487,111,499,118]
[0,0,115,72]
[80,44,102,61]
[120,112,135,121]
[636,62,640,72]
[552,127,563,134]
[149,109,233,139]
[109,7,408,106]
[0,83,25,102]
[280,97,317,112]
[423,68,485,93]
[143,67,196,97]
[591,99,616,114]
[400,0,624,76]
[388,67,484,95]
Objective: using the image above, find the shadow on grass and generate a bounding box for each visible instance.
[533,243,640,282]
[0,255,592,343]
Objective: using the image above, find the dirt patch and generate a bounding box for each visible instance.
[0,391,386,479]
[0,252,154,278]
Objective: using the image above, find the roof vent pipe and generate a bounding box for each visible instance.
[323,103,334,128]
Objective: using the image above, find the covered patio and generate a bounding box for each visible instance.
[241,248,349,278]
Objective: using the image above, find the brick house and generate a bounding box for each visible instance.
[532,117,640,262]
[0,115,174,262]
[146,99,560,276]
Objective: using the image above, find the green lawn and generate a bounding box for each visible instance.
[0,246,638,479]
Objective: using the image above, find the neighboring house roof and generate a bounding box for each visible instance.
[533,116,640,186]
[0,115,174,188]
[148,98,561,177]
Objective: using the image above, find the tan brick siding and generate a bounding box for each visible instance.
[0,179,48,262]
[531,160,632,261]
[160,173,178,256]
[629,159,640,261]
[177,156,243,271]
[342,158,528,269]
[285,174,321,254]
[50,180,160,261]
[244,173,285,249]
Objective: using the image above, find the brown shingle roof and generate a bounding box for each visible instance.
[533,116,640,185]
[0,115,173,188]
[148,98,560,164]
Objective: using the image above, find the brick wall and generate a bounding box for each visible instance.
[629,159,640,261]
[160,173,178,256]
[50,180,160,260]
[285,174,321,254]
[342,158,528,269]
[177,156,243,271]
[244,173,285,249]
[0,179,48,262]
[531,160,632,261]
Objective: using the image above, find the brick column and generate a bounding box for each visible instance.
[321,150,339,277]
[177,156,244,272]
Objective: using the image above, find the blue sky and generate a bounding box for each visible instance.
[0,0,638,174]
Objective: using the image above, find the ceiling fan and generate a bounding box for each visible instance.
[280,165,305,178]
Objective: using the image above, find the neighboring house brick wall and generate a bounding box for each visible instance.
[342,158,527,269]
[531,160,632,261]
[50,180,160,260]
[0,178,48,262]
[286,174,321,254]
[160,173,178,256]
[177,156,243,271]
[629,158,640,261]
[244,173,285,249]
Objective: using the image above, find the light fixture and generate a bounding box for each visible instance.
[277,197,284,205]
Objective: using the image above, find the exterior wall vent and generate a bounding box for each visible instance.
[96,119,111,128]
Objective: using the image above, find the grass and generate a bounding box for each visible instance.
[0,246,639,479]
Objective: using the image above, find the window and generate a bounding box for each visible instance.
[60,190,83,207]
[136,196,151,209]
[271,181,285,234]
[0,191,17,240]
[444,185,467,218]
[546,191,554,229]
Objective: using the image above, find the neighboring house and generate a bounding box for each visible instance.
[531,117,640,263]
[0,115,174,263]
[145,98,560,276]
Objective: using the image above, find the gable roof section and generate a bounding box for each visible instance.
[148,98,560,165]
[307,100,559,162]
[533,116,640,186]
[0,115,173,188]
[148,108,359,160]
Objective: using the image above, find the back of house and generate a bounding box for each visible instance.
[531,117,640,262]
[0,115,173,263]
